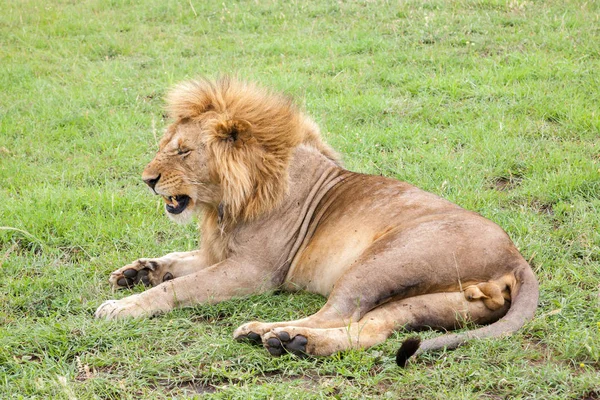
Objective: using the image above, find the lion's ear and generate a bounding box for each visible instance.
[214,119,254,146]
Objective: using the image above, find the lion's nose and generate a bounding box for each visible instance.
[143,174,161,190]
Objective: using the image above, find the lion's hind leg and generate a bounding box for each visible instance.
[234,309,361,345]
[258,290,510,357]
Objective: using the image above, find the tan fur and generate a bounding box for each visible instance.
[96,78,538,365]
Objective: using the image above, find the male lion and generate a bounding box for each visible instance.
[95,77,539,366]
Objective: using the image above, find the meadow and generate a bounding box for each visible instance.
[1,0,599,398]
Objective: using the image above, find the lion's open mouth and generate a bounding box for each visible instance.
[162,195,190,215]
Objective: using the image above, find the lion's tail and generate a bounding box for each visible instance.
[396,263,539,367]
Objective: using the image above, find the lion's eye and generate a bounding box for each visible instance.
[177,148,191,156]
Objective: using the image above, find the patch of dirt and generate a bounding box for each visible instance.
[581,390,600,400]
[536,202,554,216]
[523,336,554,366]
[75,356,94,381]
[491,175,522,191]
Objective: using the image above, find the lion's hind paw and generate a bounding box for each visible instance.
[234,331,263,346]
[264,330,308,357]
[233,321,274,345]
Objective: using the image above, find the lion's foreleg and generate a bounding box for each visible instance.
[95,257,275,320]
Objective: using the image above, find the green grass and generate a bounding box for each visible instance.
[1,0,599,398]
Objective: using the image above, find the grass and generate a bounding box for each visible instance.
[1,0,599,398]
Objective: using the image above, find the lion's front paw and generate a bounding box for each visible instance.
[94,295,150,320]
[109,259,174,289]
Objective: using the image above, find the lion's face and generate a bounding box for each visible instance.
[142,119,220,224]
[142,77,318,225]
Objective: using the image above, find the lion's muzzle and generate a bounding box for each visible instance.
[163,195,191,214]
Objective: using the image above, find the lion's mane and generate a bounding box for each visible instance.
[164,77,340,224]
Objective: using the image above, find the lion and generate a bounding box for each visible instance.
[95,77,539,366]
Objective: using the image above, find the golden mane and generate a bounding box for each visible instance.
[165,77,305,222]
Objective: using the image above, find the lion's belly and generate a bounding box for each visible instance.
[281,173,461,296]
[283,225,377,297]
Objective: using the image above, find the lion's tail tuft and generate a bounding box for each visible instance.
[395,337,422,367]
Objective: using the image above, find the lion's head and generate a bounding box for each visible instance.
[142,77,340,225]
